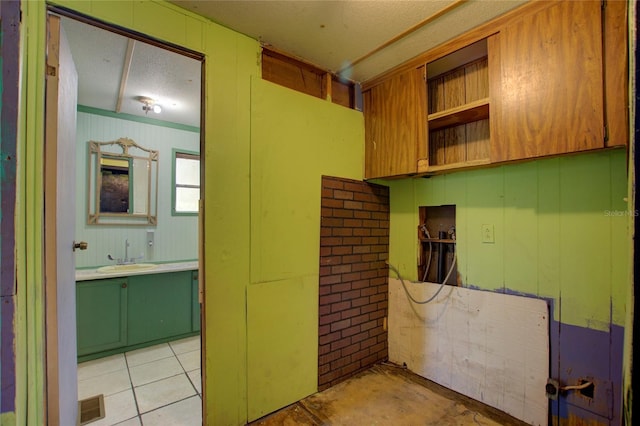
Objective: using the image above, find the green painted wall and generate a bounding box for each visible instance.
[248,78,363,420]
[20,0,258,424]
[18,1,363,425]
[386,149,628,330]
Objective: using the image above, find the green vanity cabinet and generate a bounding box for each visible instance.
[192,270,201,332]
[127,271,193,346]
[76,278,128,356]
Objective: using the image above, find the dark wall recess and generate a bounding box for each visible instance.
[318,176,389,391]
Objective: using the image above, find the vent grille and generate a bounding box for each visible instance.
[78,394,105,425]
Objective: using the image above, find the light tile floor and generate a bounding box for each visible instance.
[78,336,202,426]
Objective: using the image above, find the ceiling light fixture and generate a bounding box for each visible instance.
[138,96,162,115]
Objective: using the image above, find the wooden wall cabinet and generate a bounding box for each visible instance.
[362,1,627,179]
[364,67,426,179]
[491,0,607,162]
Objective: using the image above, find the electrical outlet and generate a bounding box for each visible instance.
[481,224,494,243]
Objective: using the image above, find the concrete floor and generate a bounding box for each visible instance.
[250,364,530,426]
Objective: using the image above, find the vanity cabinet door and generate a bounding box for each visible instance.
[76,278,128,356]
[127,271,193,346]
[192,271,201,332]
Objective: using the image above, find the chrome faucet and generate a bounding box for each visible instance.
[107,239,144,264]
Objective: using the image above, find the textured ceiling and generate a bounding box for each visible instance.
[170,0,527,82]
[60,1,529,127]
[61,17,201,128]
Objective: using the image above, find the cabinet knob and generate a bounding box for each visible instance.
[121,283,127,289]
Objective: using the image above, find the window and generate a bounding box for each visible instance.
[172,150,200,215]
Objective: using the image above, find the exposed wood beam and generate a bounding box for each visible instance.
[338,0,468,76]
[115,38,135,113]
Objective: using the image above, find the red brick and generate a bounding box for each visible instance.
[362,237,379,245]
[351,347,371,361]
[319,294,341,306]
[341,272,361,282]
[370,277,386,286]
[370,293,386,303]
[320,237,342,246]
[354,211,372,219]
[361,353,380,366]
[361,286,377,297]
[331,337,352,351]
[351,331,370,344]
[343,218,363,227]
[319,285,331,296]
[320,256,341,265]
[331,301,351,313]
[322,198,344,208]
[323,179,345,190]
[377,284,389,294]
[377,300,388,310]
[354,192,378,202]
[319,331,341,345]
[351,279,370,289]
[363,202,380,211]
[320,246,332,257]
[371,211,388,219]
[341,307,361,320]
[341,343,361,357]
[332,227,353,237]
[334,190,354,200]
[361,320,378,332]
[379,220,390,228]
[360,336,377,348]
[341,362,361,376]
[351,313,370,325]
[330,282,351,293]
[341,254,362,264]
[369,310,385,320]
[351,262,371,272]
[319,265,331,276]
[371,228,388,236]
[330,318,351,332]
[321,207,333,216]
[332,246,353,255]
[362,220,380,228]
[378,237,389,245]
[318,363,331,376]
[321,217,343,227]
[361,270,378,280]
[353,228,372,237]
[360,303,378,314]
[344,182,370,193]
[321,188,333,198]
[331,264,352,274]
[362,253,378,262]
[353,246,371,254]
[319,350,341,365]
[343,236,362,245]
[319,305,331,316]
[341,323,362,337]
[351,297,370,308]
[333,209,354,218]
[341,289,361,301]
[344,200,363,210]
[319,312,340,325]
[318,344,330,355]
[320,227,332,237]
[319,274,341,286]
[370,342,386,354]
[318,324,330,336]
[371,245,387,253]
[330,356,350,370]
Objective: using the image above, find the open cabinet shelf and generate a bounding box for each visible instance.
[427,97,489,131]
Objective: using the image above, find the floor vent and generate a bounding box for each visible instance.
[77,394,105,425]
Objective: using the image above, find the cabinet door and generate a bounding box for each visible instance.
[364,66,426,178]
[192,270,201,332]
[491,0,604,162]
[76,278,127,356]
[127,271,193,346]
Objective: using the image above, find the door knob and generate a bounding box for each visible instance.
[73,241,88,251]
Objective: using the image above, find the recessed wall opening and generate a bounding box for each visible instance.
[418,205,457,285]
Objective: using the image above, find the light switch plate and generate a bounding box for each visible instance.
[481,224,494,243]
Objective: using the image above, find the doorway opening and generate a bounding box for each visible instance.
[45,7,205,425]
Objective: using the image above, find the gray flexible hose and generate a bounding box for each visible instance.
[388,249,457,305]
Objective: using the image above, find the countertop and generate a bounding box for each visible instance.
[75,260,199,281]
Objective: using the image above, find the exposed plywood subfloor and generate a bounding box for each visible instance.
[250,364,529,425]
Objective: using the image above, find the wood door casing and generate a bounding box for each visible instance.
[364,66,426,179]
[491,0,604,162]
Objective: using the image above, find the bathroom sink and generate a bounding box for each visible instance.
[96,263,158,273]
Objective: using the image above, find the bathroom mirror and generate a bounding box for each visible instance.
[87,138,158,225]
